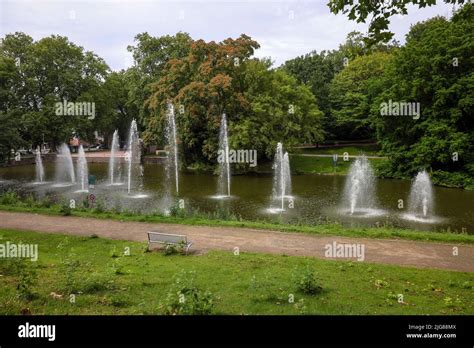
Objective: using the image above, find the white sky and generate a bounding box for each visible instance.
[0,0,457,70]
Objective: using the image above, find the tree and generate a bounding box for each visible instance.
[146,35,323,166]
[282,32,397,139]
[329,51,393,139]
[236,59,324,159]
[0,32,110,149]
[101,71,136,144]
[328,0,466,45]
[126,32,192,127]
[372,4,474,187]
[0,55,24,162]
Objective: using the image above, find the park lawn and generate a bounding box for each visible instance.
[290,155,385,175]
[0,228,472,315]
[297,144,381,156]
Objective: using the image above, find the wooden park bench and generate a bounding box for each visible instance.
[147,231,193,255]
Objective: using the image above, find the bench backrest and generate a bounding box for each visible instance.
[148,232,187,244]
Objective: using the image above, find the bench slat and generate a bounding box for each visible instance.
[148,231,188,245]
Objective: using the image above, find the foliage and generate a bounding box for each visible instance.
[327,0,466,45]
[0,33,111,151]
[16,260,38,300]
[0,190,20,205]
[329,51,394,139]
[145,35,324,165]
[59,201,72,216]
[282,31,397,139]
[161,270,215,315]
[292,265,323,295]
[372,4,474,186]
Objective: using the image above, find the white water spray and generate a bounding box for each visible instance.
[217,113,231,197]
[35,146,45,183]
[108,130,120,185]
[76,145,89,192]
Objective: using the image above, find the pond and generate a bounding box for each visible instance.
[0,162,473,234]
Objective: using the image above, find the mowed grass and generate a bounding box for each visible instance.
[0,228,472,315]
[290,155,385,175]
[297,144,381,156]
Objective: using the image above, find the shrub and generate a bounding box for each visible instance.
[0,191,20,205]
[61,256,81,292]
[17,260,38,301]
[59,201,72,216]
[109,258,126,275]
[0,257,23,276]
[292,266,323,295]
[38,196,53,208]
[161,270,215,315]
[23,194,36,207]
[93,199,105,213]
[162,241,188,256]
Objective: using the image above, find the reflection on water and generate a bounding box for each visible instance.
[0,162,473,233]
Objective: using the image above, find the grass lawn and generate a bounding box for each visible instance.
[290,155,385,176]
[0,229,472,315]
[297,144,381,156]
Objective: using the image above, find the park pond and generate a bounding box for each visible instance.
[0,161,473,234]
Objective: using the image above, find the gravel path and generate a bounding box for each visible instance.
[0,211,472,272]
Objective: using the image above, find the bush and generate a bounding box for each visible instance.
[61,256,81,292]
[0,257,23,275]
[17,260,38,300]
[0,191,20,205]
[59,201,72,216]
[38,196,54,208]
[161,270,215,315]
[292,266,323,295]
[162,241,188,256]
[93,199,105,213]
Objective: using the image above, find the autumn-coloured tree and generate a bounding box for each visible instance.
[146,35,323,166]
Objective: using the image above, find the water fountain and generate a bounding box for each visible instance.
[126,119,145,197]
[34,146,45,184]
[215,113,231,198]
[342,155,382,216]
[53,143,75,186]
[268,142,292,213]
[75,145,89,192]
[108,130,123,186]
[165,103,179,196]
[401,170,436,222]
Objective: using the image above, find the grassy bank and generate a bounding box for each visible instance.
[0,228,472,315]
[288,145,473,190]
[289,154,386,176]
[0,192,473,244]
[296,144,381,156]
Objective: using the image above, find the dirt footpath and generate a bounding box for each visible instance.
[0,211,472,272]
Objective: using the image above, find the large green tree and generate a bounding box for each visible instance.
[329,51,393,139]
[0,32,110,150]
[372,4,474,187]
[282,32,398,139]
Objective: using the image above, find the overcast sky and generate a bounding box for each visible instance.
[0,0,457,71]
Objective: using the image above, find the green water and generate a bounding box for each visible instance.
[0,162,473,233]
